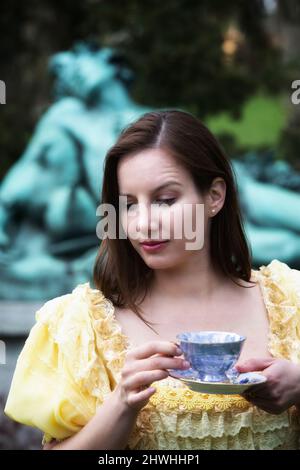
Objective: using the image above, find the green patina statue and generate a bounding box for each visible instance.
[0,44,150,299]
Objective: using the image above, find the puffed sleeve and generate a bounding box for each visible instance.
[4,283,130,444]
[257,259,300,363]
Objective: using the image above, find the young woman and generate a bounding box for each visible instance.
[5,110,300,450]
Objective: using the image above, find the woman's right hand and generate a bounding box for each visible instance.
[114,341,191,413]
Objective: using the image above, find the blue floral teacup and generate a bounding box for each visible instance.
[176,331,246,383]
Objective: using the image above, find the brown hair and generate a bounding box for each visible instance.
[93,109,256,333]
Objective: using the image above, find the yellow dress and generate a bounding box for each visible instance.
[4,259,300,449]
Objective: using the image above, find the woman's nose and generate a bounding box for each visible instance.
[136,202,160,235]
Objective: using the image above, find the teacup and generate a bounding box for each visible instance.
[176,331,246,383]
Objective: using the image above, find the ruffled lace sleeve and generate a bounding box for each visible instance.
[255,259,300,362]
[4,282,130,444]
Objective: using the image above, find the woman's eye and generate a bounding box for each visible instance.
[155,198,176,206]
[126,198,176,210]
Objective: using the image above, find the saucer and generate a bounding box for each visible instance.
[168,368,267,395]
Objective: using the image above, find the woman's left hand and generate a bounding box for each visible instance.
[235,357,300,415]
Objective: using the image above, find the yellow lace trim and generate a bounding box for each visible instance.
[71,283,131,390]
[254,259,300,363]
[127,404,299,450]
[147,377,250,412]
[128,426,299,450]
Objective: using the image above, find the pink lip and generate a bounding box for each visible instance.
[140,240,169,251]
[140,240,169,245]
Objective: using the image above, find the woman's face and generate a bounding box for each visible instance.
[117,148,218,270]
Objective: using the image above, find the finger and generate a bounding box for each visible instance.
[235,357,274,373]
[130,341,182,360]
[125,369,169,390]
[127,386,157,407]
[131,355,189,373]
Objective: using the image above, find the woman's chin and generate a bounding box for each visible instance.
[141,255,180,270]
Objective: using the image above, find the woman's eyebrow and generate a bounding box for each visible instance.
[120,180,182,196]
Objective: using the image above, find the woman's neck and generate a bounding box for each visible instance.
[150,255,229,303]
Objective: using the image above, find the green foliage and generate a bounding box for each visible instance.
[206,92,288,154]
[278,108,300,171]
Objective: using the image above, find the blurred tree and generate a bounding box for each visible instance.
[94,0,285,115]
[0,0,296,178]
[0,0,90,179]
[276,0,300,169]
